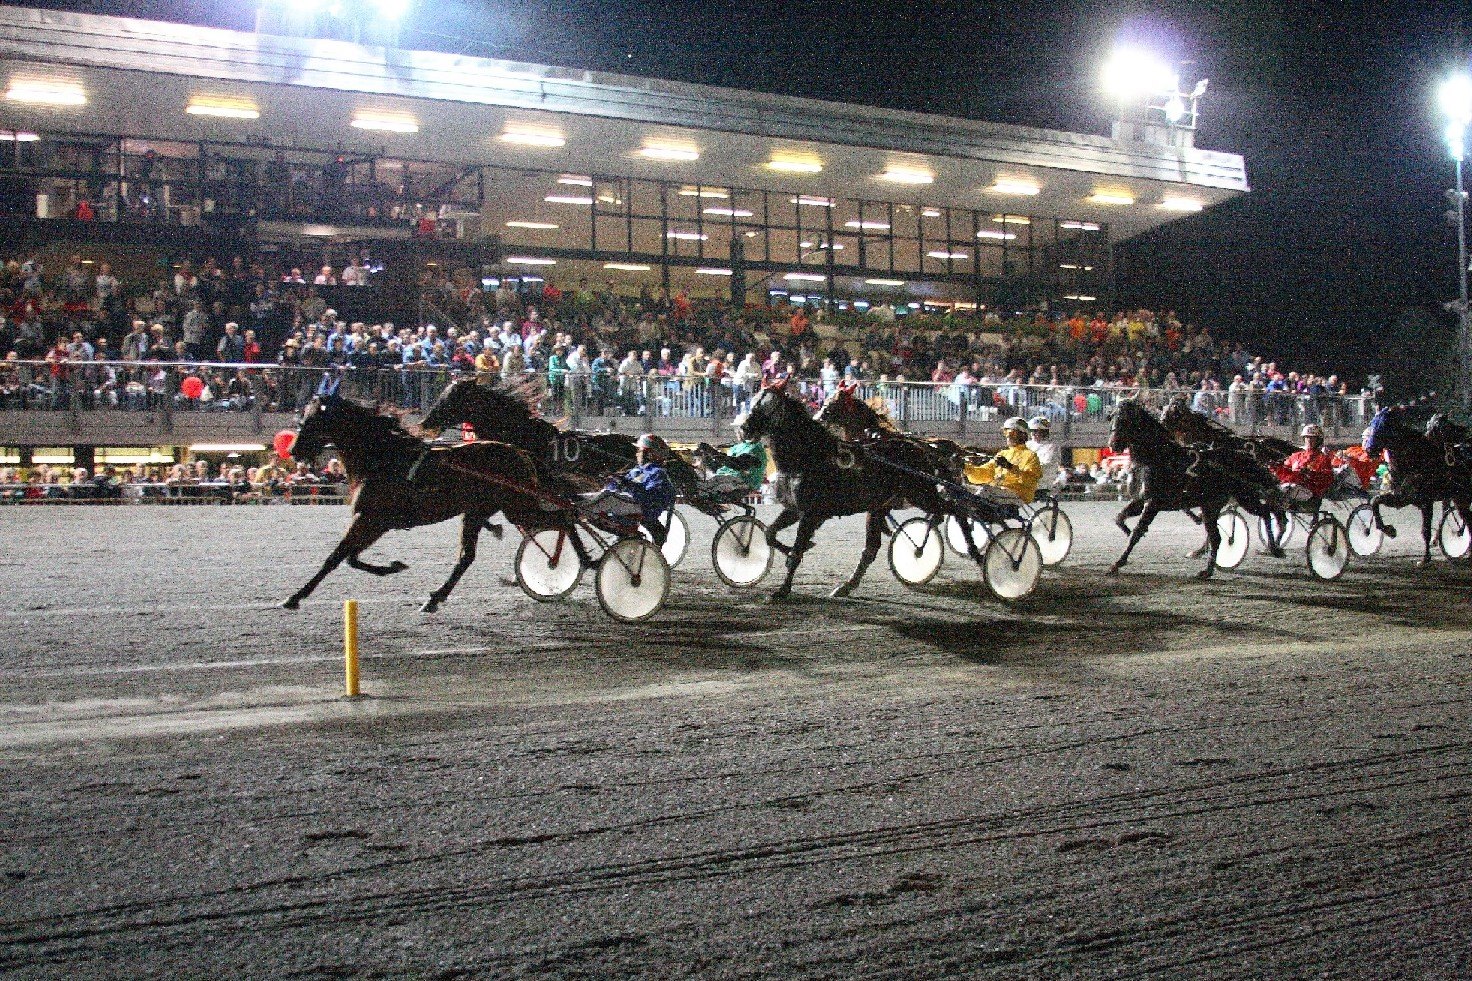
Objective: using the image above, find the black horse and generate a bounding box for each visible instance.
[1108,398,1283,578]
[741,381,988,599]
[419,376,717,516]
[1365,404,1472,564]
[282,395,592,613]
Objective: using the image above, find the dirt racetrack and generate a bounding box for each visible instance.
[2,501,1471,979]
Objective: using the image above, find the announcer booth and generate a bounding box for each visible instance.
[0,6,1247,313]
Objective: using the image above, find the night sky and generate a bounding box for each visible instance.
[11,0,1472,385]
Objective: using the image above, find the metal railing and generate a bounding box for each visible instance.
[0,360,1379,437]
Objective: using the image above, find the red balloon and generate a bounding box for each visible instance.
[180,376,204,399]
[273,429,297,460]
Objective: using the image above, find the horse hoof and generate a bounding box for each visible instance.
[1104,565,1121,577]
[420,600,440,613]
[281,598,300,610]
[768,590,791,603]
[1196,569,1214,580]
[388,561,409,574]
[1267,547,1286,559]
[487,523,504,540]
[830,584,853,598]
[1186,547,1207,559]
[1383,526,1398,539]
[1415,559,1430,568]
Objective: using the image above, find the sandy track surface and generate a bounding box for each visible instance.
[2,503,1470,978]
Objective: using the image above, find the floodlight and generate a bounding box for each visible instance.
[371,0,411,19]
[1102,49,1176,100]
[1440,74,1472,125]
[1448,122,1467,162]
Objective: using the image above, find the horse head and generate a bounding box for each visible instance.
[1109,398,1150,453]
[418,376,477,435]
[813,381,871,435]
[291,395,334,461]
[743,383,808,443]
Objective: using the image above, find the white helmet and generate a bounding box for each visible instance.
[1001,416,1028,435]
[1028,416,1051,433]
[1301,423,1323,439]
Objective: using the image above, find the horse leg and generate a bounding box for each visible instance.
[765,506,800,556]
[959,511,988,568]
[1418,503,1434,566]
[1371,492,1400,538]
[283,515,388,609]
[1115,497,1144,537]
[347,552,409,576]
[422,514,485,613]
[833,510,885,598]
[771,513,818,601]
[1199,505,1223,579]
[1108,502,1158,575]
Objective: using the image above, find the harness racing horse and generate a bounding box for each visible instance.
[419,376,718,517]
[813,384,974,481]
[741,381,985,600]
[282,395,592,613]
[1365,404,1472,564]
[1108,398,1284,578]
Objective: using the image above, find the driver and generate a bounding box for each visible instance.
[1026,416,1062,492]
[695,412,768,501]
[581,433,677,544]
[1272,423,1336,503]
[1336,426,1382,493]
[964,417,1043,506]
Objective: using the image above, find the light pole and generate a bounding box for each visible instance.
[1440,74,1472,414]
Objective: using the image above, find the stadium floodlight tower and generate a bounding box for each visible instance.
[1440,73,1472,414]
[1102,48,1207,150]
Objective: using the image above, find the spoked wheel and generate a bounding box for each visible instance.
[1306,516,1350,580]
[945,515,977,558]
[888,517,944,587]
[1216,508,1251,570]
[983,527,1042,600]
[1346,503,1384,557]
[641,508,689,568]
[1258,511,1295,551]
[1029,505,1073,566]
[595,537,671,622]
[515,529,584,602]
[1438,507,1471,560]
[711,515,773,589]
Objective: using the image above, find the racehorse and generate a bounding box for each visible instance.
[813,383,975,481]
[282,395,591,612]
[741,381,989,599]
[1365,404,1472,564]
[419,376,718,517]
[1107,398,1284,578]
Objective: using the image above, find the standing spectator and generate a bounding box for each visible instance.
[216,322,246,362]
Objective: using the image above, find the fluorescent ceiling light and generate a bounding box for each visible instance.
[604,263,651,271]
[5,80,86,106]
[704,208,754,217]
[558,175,593,186]
[927,251,968,260]
[879,167,934,184]
[784,273,827,282]
[844,221,890,230]
[351,113,418,133]
[790,196,835,207]
[667,231,708,241]
[678,187,728,198]
[1063,294,1098,301]
[505,221,559,230]
[186,97,260,120]
[1058,263,1095,270]
[544,195,594,205]
[189,443,267,453]
[696,268,733,276]
[1160,196,1204,212]
[507,257,556,265]
[1089,191,1135,206]
[992,215,1032,225]
[767,158,823,174]
[0,131,39,142]
[865,278,905,286]
[977,230,1018,240]
[921,208,942,218]
[989,178,1041,196]
[799,241,843,250]
[639,144,699,162]
[500,128,565,148]
[1060,221,1101,230]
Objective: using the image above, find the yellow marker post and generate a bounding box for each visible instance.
[343,599,361,697]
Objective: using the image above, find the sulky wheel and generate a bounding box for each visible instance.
[1215,508,1251,570]
[1258,511,1295,551]
[1346,503,1384,557]
[515,529,584,602]
[641,508,690,569]
[595,537,671,622]
[982,527,1042,600]
[1029,505,1073,566]
[1306,516,1350,580]
[1438,506,1471,560]
[711,515,773,589]
[888,517,945,587]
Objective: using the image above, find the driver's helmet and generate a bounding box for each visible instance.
[1027,416,1051,434]
[1301,423,1324,439]
[1001,416,1028,436]
[636,433,670,461]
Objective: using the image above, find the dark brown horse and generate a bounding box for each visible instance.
[282,395,591,613]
